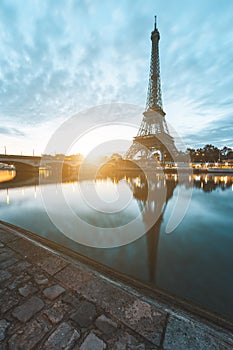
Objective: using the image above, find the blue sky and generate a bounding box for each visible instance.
[0,0,233,155]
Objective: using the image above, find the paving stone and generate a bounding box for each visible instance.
[163,316,233,350]
[62,293,81,308]
[0,231,18,243]
[74,274,135,309]
[38,255,68,275]
[0,248,18,262]
[18,283,38,297]
[4,319,22,339]
[0,257,18,269]
[0,293,20,314]
[70,300,97,328]
[8,239,68,275]
[43,284,65,300]
[8,238,44,258]
[43,300,69,324]
[76,276,166,346]
[128,345,146,350]
[0,319,10,341]
[95,314,118,334]
[43,322,80,350]
[27,265,49,285]
[112,332,147,350]
[7,272,31,290]
[121,299,166,346]
[8,318,50,350]
[80,332,106,350]
[8,260,31,273]
[0,242,4,248]
[12,296,44,323]
[0,252,9,263]
[34,273,49,285]
[55,264,92,290]
[0,270,11,283]
[28,264,44,273]
[0,247,11,254]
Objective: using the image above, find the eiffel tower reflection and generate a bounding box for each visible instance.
[99,171,177,283]
[129,174,177,282]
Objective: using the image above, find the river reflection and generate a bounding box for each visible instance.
[0,169,233,322]
[0,170,16,183]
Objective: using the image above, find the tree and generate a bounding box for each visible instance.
[187,148,196,162]
[220,146,232,160]
[202,144,219,162]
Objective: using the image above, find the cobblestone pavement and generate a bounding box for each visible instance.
[0,224,233,349]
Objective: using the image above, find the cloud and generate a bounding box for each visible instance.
[0,0,233,154]
[183,112,233,149]
[0,126,25,136]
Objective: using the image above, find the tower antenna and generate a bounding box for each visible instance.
[154,15,157,29]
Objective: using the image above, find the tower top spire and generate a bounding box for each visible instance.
[154,15,157,29]
[146,16,163,112]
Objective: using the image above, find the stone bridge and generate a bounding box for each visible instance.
[0,154,81,170]
[0,154,41,169]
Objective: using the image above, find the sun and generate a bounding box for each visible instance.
[68,124,137,158]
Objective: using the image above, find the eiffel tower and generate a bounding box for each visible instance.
[125,17,178,162]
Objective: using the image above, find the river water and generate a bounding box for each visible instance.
[0,169,233,322]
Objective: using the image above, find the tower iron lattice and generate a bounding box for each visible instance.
[125,16,178,161]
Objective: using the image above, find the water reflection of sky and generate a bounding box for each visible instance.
[0,171,233,321]
[158,185,233,320]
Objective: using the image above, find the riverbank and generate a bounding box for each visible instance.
[0,222,233,349]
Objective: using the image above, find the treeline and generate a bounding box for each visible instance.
[187,144,233,163]
[41,153,83,162]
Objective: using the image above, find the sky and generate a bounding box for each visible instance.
[0,0,233,156]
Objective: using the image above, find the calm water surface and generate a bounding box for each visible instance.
[0,169,233,322]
